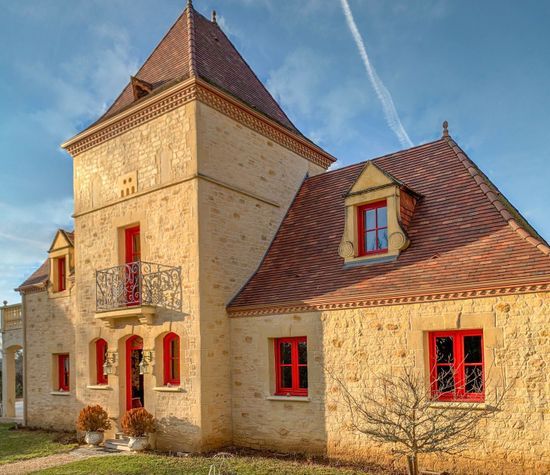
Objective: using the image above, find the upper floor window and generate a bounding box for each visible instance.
[57,257,66,292]
[163,333,180,386]
[357,200,388,256]
[274,337,307,397]
[429,330,484,402]
[57,354,70,392]
[125,226,141,263]
[96,339,108,385]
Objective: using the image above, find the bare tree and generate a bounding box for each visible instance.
[327,363,512,475]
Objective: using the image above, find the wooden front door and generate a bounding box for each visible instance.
[124,226,141,305]
[126,336,144,410]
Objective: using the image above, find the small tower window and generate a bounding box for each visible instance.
[163,333,180,386]
[96,339,108,385]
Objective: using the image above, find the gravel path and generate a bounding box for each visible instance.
[2,446,124,475]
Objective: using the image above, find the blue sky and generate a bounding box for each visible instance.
[1,0,549,304]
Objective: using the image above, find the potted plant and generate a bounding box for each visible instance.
[120,408,156,451]
[76,405,112,446]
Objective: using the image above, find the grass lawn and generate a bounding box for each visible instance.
[35,453,385,474]
[0,423,77,465]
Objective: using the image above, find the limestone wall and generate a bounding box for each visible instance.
[24,290,77,430]
[230,293,550,474]
[72,101,201,450]
[195,102,325,448]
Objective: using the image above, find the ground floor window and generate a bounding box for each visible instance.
[57,354,70,391]
[163,332,180,386]
[429,329,484,401]
[96,339,108,385]
[274,337,307,396]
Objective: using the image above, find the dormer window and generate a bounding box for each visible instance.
[358,200,388,256]
[48,229,74,296]
[57,257,66,292]
[338,161,421,266]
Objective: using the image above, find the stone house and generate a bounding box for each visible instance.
[15,3,549,474]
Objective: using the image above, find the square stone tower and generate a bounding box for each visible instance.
[60,3,334,451]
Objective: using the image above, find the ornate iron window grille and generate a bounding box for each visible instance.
[96,261,182,312]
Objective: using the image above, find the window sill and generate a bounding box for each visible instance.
[50,391,71,396]
[429,401,487,411]
[266,395,310,402]
[87,385,113,390]
[49,289,71,299]
[153,386,186,393]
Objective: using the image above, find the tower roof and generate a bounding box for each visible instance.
[96,4,299,133]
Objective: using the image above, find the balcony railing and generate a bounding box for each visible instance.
[96,261,182,313]
[1,303,23,331]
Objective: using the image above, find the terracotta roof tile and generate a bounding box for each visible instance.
[228,138,550,313]
[16,260,49,292]
[96,5,298,133]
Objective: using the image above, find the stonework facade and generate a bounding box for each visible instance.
[15,4,549,474]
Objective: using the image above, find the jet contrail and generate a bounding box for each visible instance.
[339,0,413,148]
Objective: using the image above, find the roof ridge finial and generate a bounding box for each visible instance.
[187,0,193,9]
[211,10,217,23]
[442,120,449,138]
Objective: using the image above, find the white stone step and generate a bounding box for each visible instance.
[104,438,131,451]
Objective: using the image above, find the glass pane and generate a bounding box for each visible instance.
[280,342,292,364]
[378,228,388,250]
[299,366,308,389]
[281,366,292,388]
[437,365,454,393]
[365,209,376,230]
[171,339,179,358]
[366,231,377,252]
[464,335,482,363]
[377,206,387,228]
[171,358,179,380]
[436,337,454,363]
[465,366,483,393]
[298,341,307,364]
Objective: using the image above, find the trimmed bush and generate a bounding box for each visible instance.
[76,405,111,432]
[120,408,156,437]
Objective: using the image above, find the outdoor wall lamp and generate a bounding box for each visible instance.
[103,351,118,376]
[139,350,154,375]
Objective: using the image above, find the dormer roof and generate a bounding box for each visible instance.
[94,3,299,134]
[228,134,550,316]
[17,229,74,292]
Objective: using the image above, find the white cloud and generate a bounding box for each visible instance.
[267,49,370,148]
[0,197,73,303]
[17,22,138,141]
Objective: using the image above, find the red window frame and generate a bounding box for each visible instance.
[274,337,308,396]
[57,354,70,391]
[429,329,484,402]
[125,226,141,263]
[57,257,66,292]
[357,200,388,256]
[163,332,180,386]
[96,339,108,385]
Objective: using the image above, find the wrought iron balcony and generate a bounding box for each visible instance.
[96,261,182,313]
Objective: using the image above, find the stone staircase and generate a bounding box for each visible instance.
[104,432,132,452]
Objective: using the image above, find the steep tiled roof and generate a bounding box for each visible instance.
[16,260,49,292]
[228,136,550,314]
[96,4,298,133]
